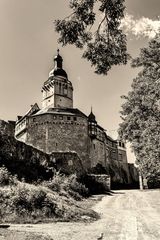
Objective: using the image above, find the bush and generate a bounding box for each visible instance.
[7,183,58,220]
[0,166,17,186]
[43,173,89,200]
[43,171,65,192]
[11,184,32,212]
[147,177,160,189]
[0,171,98,223]
[66,175,89,198]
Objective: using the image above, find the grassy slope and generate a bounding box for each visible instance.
[0,125,99,224]
[0,173,99,224]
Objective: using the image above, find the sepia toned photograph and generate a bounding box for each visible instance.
[0,0,160,239]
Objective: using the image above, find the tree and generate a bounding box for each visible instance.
[54,0,128,75]
[119,34,160,184]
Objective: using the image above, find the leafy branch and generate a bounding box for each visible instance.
[54,0,128,75]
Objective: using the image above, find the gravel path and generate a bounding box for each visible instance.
[2,189,160,240]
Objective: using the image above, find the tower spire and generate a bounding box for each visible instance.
[88,106,96,122]
[48,49,68,79]
[54,49,63,69]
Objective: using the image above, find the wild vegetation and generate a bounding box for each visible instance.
[0,167,98,223]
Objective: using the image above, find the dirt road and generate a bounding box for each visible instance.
[5,190,160,239]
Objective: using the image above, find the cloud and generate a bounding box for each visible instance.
[121,14,160,39]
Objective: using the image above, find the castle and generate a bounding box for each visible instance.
[15,50,128,174]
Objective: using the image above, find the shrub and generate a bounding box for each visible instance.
[0,172,97,223]
[43,173,89,199]
[11,184,32,213]
[43,171,65,192]
[10,183,58,219]
[0,166,17,186]
[66,175,89,198]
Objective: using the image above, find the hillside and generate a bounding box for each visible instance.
[0,120,99,223]
[0,166,98,223]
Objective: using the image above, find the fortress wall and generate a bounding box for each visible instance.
[26,113,91,169]
[0,133,84,181]
[89,138,106,169]
[118,148,128,163]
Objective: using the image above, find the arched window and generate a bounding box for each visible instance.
[64,85,68,95]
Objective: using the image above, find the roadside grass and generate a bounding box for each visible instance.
[0,229,53,240]
[0,167,99,224]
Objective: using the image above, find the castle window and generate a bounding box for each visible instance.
[122,143,125,148]
[73,117,77,121]
[67,116,71,120]
[64,85,68,95]
[59,116,63,120]
[53,116,57,119]
[119,142,122,147]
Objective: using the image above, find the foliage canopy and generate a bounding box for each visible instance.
[119,34,160,181]
[54,0,128,75]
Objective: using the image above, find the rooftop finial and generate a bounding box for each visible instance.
[54,49,63,69]
[88,106,96,122]
[49,49,68,79]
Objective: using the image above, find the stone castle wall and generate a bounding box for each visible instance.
[46,152,85,176]
[0,126,84,181]
[118,148,128,163]
[25,113,91,169]
[54,94,73,108]
[89,138,106,169]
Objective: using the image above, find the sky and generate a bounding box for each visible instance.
[0,0,160,163]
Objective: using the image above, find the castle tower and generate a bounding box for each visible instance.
[42,50,73,109]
